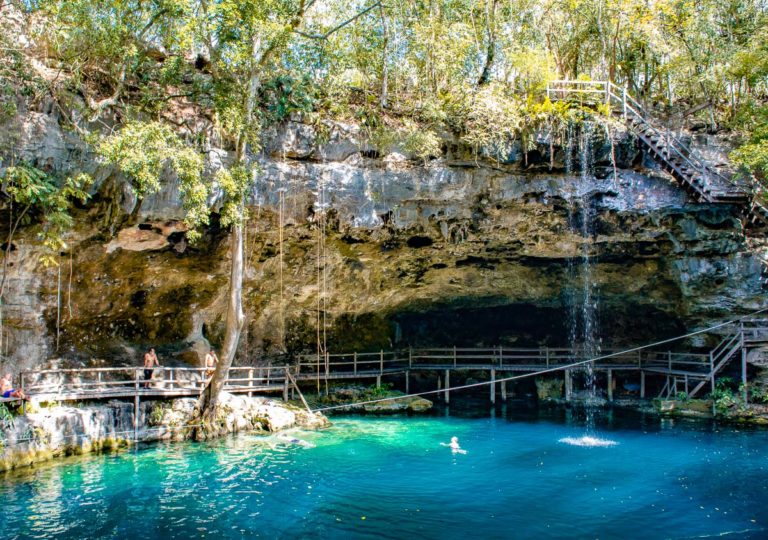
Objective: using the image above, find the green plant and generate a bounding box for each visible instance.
[0,403,14,430]
[361,383,394,400]
[675,391,690,403]
[748,384,768,404]
[148,403,167,426]
[710,377,741,412]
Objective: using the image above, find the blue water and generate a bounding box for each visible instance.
[2,409,768,539]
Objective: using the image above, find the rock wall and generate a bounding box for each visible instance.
[0,393,329,472]
[0,101,766,374]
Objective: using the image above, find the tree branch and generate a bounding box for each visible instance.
[295,1,381,40]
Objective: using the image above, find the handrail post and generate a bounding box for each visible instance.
[545,347,549,367]
[453,346,457,368]
[20,372,25,414]
[668,351,672,372]
[283,365,289,401]
[499,345,503,367]
[408,347,412,369]
[354,352,358,375]
[380,349,384,374]
[168,368,173,390]
[623,84,627,119]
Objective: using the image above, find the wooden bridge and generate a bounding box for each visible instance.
[546,80,768,230]
[297,318,768,404]
[2,320,765,417]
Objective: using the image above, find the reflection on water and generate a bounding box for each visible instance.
[2,407,768,539]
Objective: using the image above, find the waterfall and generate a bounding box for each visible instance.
[565,121,601,412]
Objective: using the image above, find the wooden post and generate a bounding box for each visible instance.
[134,393,140,441]
[499,346,503,367]
[376,375,381,388]
[133,368,140,440]
[545,347,549,367]
[20,372,25,414]
[354,352,358,375]
[501,380,507,402]
[283,366,289,401]
[408,347,412,368]
[710,351,715,395]
[490,369,496,404]
[444,370,450,403]
[405,371,410,394]
[640,371,646,399]
[168,369,173,390]
[742,347,748,403]
[565,370,572,401]
[380,350,384,374]
[248,368,254,398]
[453,346,457,368]
[684,374,689,395]
[607,369,613,402]
[622,84,628,119]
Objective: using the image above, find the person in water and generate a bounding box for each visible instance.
[441,436,467,454]
[1,373,27,400]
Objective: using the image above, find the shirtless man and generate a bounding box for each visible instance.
[1,372,27,400]
[143,348,160,389]
[204,349,219,379]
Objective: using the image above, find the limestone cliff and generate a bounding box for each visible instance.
[0,99,765,374]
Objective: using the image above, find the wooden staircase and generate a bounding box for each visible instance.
[546,80,768,232]
[687,318,768,398]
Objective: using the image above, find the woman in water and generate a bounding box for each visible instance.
[441,436,467,454]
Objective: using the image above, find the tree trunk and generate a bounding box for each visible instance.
[379,3,389,108]
[477,0,498,86]
[198,220,245,415]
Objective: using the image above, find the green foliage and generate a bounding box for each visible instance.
[259,75,317,125]
[148,403,167,426]
[748,384,768,404]
[461,84,523,161]
[0,403,14,431]
[731,107,768,191]
[710,377,742,413]
[360,383,394,400]
[98,122,210,239]
[402,121,442,163]
[99,122,202,199]
[216,165,252,230]
[1,164,91,266]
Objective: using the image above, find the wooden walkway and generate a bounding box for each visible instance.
[546,80,768,230]
[3,320,765,414]
[297,318,768,403]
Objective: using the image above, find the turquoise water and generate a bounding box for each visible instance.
[2,409,768,539]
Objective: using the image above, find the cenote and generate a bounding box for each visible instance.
[3,408,768,540]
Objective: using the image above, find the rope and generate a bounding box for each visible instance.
[314,306,768,412]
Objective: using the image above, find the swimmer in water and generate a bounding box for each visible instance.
[277,432,315,448]
[440,436,467,454]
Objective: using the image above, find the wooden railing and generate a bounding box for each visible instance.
[546,79,752,204]
[18,365,296,400]
[297,346,708,377]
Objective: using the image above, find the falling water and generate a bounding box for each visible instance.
[565,121,602,427]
